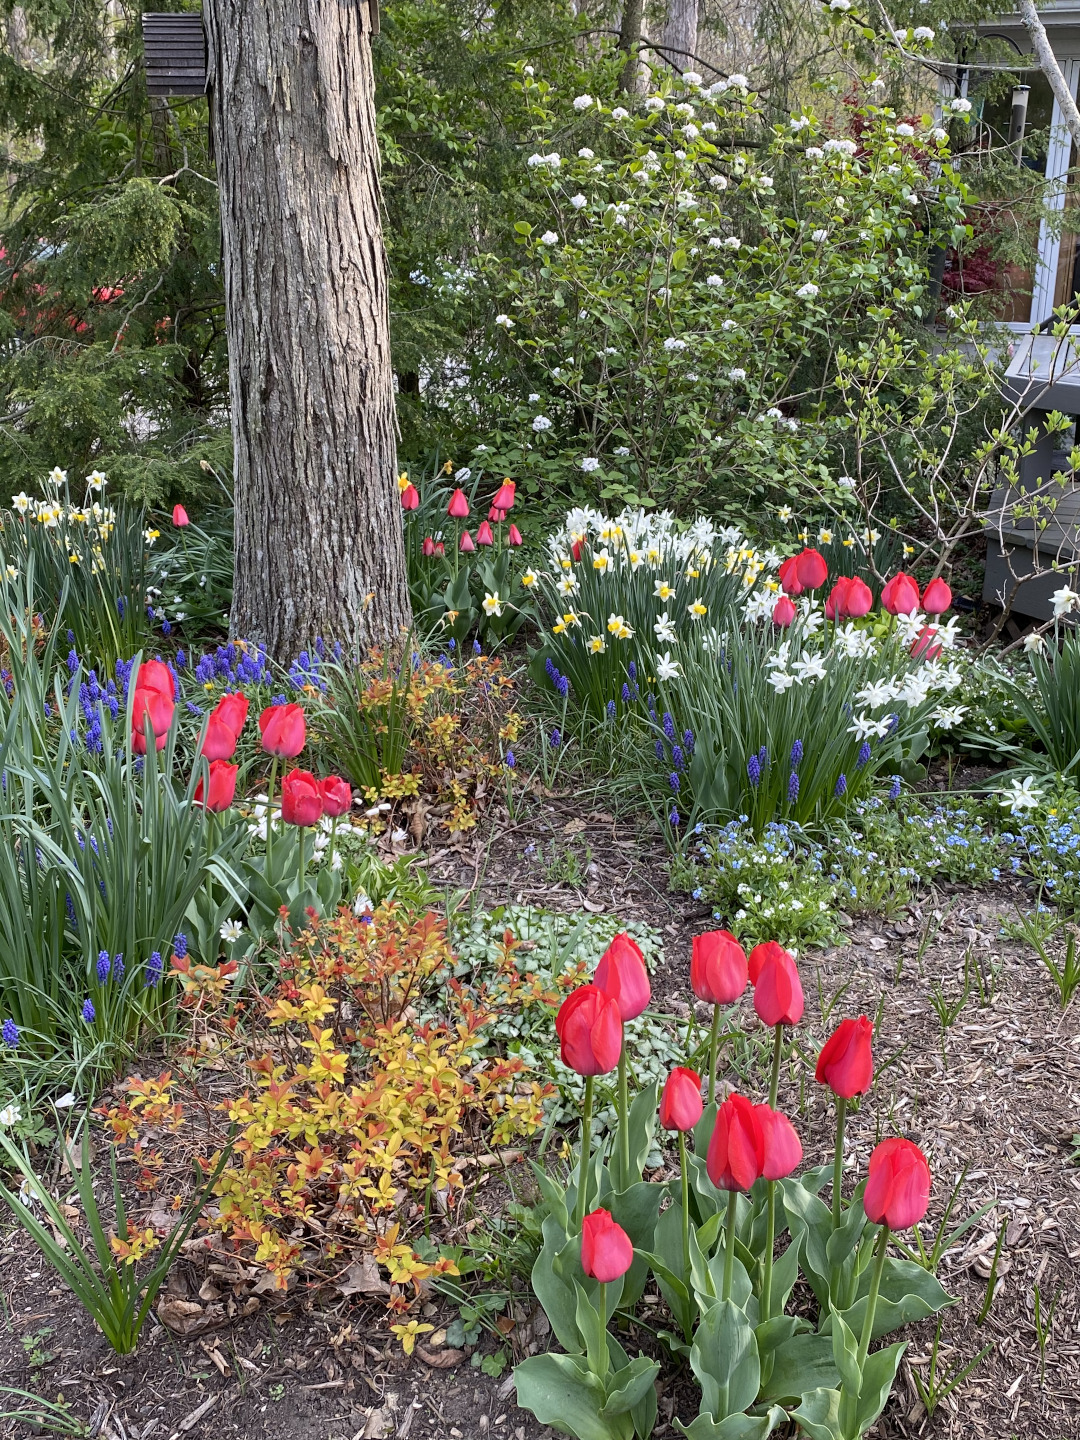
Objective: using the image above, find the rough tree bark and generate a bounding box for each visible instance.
[659,0,699,75]
[618,0,645,93]
[1018,0,1080,151]
[203,0,410,660]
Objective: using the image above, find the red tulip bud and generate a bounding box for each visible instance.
[754,1104,803,1180]
[911,626,942,661]
[778,556,804,596]
[555,984,622,1075]
[280,768,324,827]
[319,775,352,818]
[863,1138,931,1230]
[772,595,797,627]
[844,576,874,617]
[748,941,804,1027]
[434,541,445,556]
[488,505,506,523]
[571,539,583,562]
[881,572,920,616]
[459,530,476,553]
[400,483,420,510]
[492,479,516,511]
[194,759,238,812]
[825,576,851,622]
[172,503,189,527]
[815,1015,874,1098]
[447,488,469,519]
[131,686,173,754]
[212,692,249,738]
[422,536,435,557]
[581,1207,634,1282]
[922,577,952,615]
[595,932,650,1021]
[794,547,828,590]
[508,524,523,546]
[691,930,748,1006]
[659,1066,703,1132]
[199,713,239,762]
[706,1093,764,1192]
[137,658,174,703]
[258,703,306,759]
[476,520,494,546]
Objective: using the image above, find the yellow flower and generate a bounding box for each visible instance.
[818,529,832,545]
[396,472,410,491]
[616,623,633,640]
[777,505,793,521]
[588,635,606,654]
[685,567,700,579]
[482,592,503,616]
[653,580,675,601]
[841,537,855,548]
[562,611,581,627]
[390,1320,434,1356]
[903,544,914,556]
[553,621,567,634]
[144,529,160,545]
[593,551,611,572]
[687,600,707,619]
[521,568,538,587]
[443,460,454,474]
[607,612,626,635]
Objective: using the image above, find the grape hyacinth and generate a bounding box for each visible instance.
[505,751,516,768]
[655,739,665,760]
[622,683,631,702]
[835,773,847,798]
[669,808,680,826]
[683,729,695,752]
[145,951,163,987]
[96,950,111,982]
[747,754,761,787]
[550,728,561,749]
[81,998,95,1023]
[856,741,872,770]
[790,739,804,768]
[606,700,616,720]
[663,711,676,741]
[113,954,124,981]
[1,1018,18,1047]
[669,771,681,791]
[788,770,800,802]
[173,932,188,959]
[889,775,902,800]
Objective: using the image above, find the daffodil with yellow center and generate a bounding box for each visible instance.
[593,551,611,572]
[654,580,675,601]
[818,529,832,545]
[588,635,606,654]
[687,600,707,619]
[521,568,538,587]
[396,472,410,491]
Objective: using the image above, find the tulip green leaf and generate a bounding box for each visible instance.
[781,1179,833,1309]
[513,1353,632,1440]
[574,1281,610,1379]
[675,1405,789,1439]
[531,1214,583,1354]
[766,1237,801,1313]
[790,1387,844,1440]
[757,1329,838,1403]
[829,1307,863,1395]
[529,1160,569,1232]
[855,1340,906,1434]
[607,1181,662,1309]
[609,1080,659,1193]
[833,1258,954,1341]
[599,1356,661,1417]
[650,1205,696,1339]
[689,1297,760,1421]
[824,1189,867,1269]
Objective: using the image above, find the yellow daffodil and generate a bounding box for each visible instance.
[396,472,410,491]
[654,580,675,601]
[687,600,707,619]
[593,551,611,572]
[521,568,538,587]
[482,592,503,616]
[588,635,606,653]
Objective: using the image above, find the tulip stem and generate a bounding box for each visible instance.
[721,1189,738,1303]
[840,1224,890,1437]
[596,1281,610,1379]
[761,1180,775,1325]
[707,1002,721,1105]
[575,1075,594,1232]
[327,814,338,876]
[678,1131,691,1316]
[768,1024,783,1108]
[299,825,307,892]
[832,1095,848,1229]
[265,758,279,872]
[617,1049,630,1187]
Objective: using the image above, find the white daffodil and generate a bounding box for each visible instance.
[483,592,503,616]
[768,669,796,693]
[47,467,67,487]
[86,470,106,490]
[588,635,606,654]
[687,600,707,620]
[792,650,827,683]
[998,776,1043,812]
[1051,585,1080,619]
[932,705,967,729]
[854,679,898,708]
[1023,632,1045,653]
[654,612,677,643]
[11,492,31,514]
[654,579,676,602]
[521,569,538,588]
[556,574,579,596]
[656,652,681,681]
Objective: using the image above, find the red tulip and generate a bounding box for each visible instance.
[691,930,748,1006]
[794,548,828,590]
[571,539,584,562]
[212,692,249,737]
[748,942,804,1027]
[595,932,650,1021]
[280,768,323,827]
[706,1093,764,1192]
[816,1015,874,1098]
[488,505,505,523]
[660,1066,703,1132]
[199,713,239,761]
[508,524,523,547]
[434,541,445,556]
[137,658,174,703]
[778,556,804,596]
[754,1104,803,1180]
[772,595,797,627]
[922,578,952,615]
[824,576,851,622]
[555,984,623,1075]
[447,488,469,519]
[172,503,190,527]
[319,775,352,817]
[259,703,306,758]
[911,626,942,661]
[881,572,920,616]
[863,1138,931,1230]
[400,483,420,511]
[131,686,174,753]
[581,1208,634,1282]
[194,759,238,812]
[459,530,475,553]
[476,520,494,546]
[492,479,516,511]
[844,576,874,617]
[422,536,436,557]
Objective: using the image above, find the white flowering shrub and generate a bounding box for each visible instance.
[482,68,971,516]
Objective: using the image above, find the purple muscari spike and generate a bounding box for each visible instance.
[628,661,637,682]
[835,773,847,797]
[1,1018,18,1046]
[683,729,694,751]
[113,954,124,981]
[662,712,676,741]
[173,933,188,959]
[747,754,761,787]
[473,639,481,655]
[65,893,77,927]
[67,648,79,674]
[622,683,631,702]
[549,728,561,748]
[889,775,902,800]
[82,998,95,1022]
[161,619,172,636]
[606,700,616,719]
[117,596,126,619]
[672,744,685,771]
[176,649,187,669]
[790,739,803,768]
[145,951,163,987]
[655,739,665,760]
[669,772,680,792]
[505,751,515,768]
[96,950,111,982]
[556,674,569,697]
[788,770,800,802]
[669,808,680,826]
[856,741,871,769]
[758,745,768,768]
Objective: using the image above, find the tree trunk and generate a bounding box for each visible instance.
[659,0,699,75]
[1018,0,1080,151]
[618,0,645,93]
[203,0,410,660]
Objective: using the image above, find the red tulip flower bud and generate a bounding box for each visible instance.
[660,1066,703,1132]
[137,658,174,702]
[844,576,874,618]
[422,536,436,557]
[172,503,189,527]
[476,520,494,546]
[706,1093,764,1192]
[199,713,239,761]
[778,556,804,596]
[825,576,851,621]
[581,1207,634,1282]
[488,505,505,523]
[555,984,623,1075]
[921,578,952,615]
[911,626,942,661]
[400,483,420,511]
[571,538,583,562]
[772,595,797,627]
[459,530,476,553]
[748,941,804,1027]
[794,547,828,590]
[492,479,516,511]
[595,932,650,1020]
[212,692,249,738]
[259,703,306,759]
[863,1138,931,1231]
[319,775,352,817]
[881,572,920,616]
[447,488,470,519]
[508,524,523,547]
[691,929,748,1006]
[131,686,174,753]
[280,768,324,827]
[816,1015,874,1098]
[754,1104,803,1180]
[434,541,445,556]
[194,759,238,812]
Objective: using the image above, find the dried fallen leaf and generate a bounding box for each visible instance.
[335,1253,389,1297]
[157,1297,227,1336]
[415,1345,465,1368]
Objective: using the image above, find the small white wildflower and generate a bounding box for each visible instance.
[573,94,593,111]
[614,446,630,456]
[949,97,972,114]
[220,919,244,943]
[723,236,741,250]
[645,96,665,114]
[709,175,729,190]
[580,456,600,472]
[663,337,687,351]
[811,228,829,243]
[570,193,587,209]
[454,466,471,482]
[539,230,559,245]
[912,26,935,41]
[728,367,746,380]
[706,274,724,287]
[532,414,553,432]
[682,71,702,86]
[0,1105,19,1126]
[895,122,916,138]
[797,282,819,298]
[805,146,824,160]
[494,313,514,329]
[612,106,629,120]
[578,146,595,159]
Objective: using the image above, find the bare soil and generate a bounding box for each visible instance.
[2,793,1079,1440]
